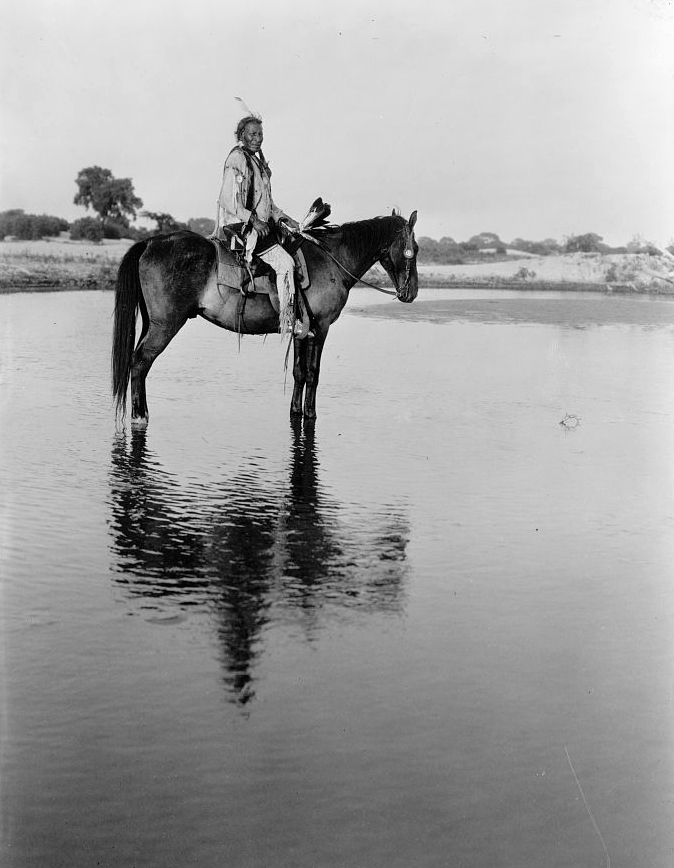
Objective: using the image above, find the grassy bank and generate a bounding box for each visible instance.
[2,238,674,295]
[0,238,134,292]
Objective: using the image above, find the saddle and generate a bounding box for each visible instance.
[211,226,310,297]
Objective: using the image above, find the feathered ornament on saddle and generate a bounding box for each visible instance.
[299,198,332,234]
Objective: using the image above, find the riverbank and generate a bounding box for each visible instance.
[414,251,674,293]
[2,237,673,294]
[0,238,134,292]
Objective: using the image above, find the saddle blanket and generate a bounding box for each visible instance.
[212,239,310,294]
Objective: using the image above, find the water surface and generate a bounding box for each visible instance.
[1,288,673,867]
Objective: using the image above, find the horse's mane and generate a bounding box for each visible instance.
[319,215,405,259]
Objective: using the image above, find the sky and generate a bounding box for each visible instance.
[1,0,673,246]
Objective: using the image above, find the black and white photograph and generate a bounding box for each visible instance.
[1,1,673,865]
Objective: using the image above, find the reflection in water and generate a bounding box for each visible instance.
[108,421,409,704]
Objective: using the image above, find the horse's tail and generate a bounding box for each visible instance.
[112,239,149,422]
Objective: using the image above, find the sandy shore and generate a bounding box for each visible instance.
[2,237,674,294]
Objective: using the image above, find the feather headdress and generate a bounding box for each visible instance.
[235,96,262,121]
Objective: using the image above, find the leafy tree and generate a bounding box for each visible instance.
[142,211,188,234]
[74,166,143,227]
[564,232,604,253]
[101,220,124,239]
[467,231,503,249]
[70,216,104,242]
[417,236,463,264]
[509,237,560,255]
[625,234,659,255]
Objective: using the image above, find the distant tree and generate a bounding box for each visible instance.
[188,217,215,236]
[467,231,503,249]
[101,219,130,239]
[417,236,439,261]
[70,216,104,242]
[416,236,464,264]
[624,233,659,255]
[0,209,69,240]
[74,166,143,227]
[541,238,561,253]
[509,237,560,255]
[564,232,604,253]
[142,211,188,234]
[626,234,644,253]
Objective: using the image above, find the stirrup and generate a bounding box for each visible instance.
[293,318,312,339]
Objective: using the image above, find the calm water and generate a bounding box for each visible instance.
[1,288,673,867]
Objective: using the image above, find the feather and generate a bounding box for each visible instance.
[299,197,332,232]
[234,96,261,120]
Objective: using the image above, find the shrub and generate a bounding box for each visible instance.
[188,217,215,236]
[564,233,604,253]
[142,211,188,234]
[0,209,69,240]
[467,232,504,249]
[125,225,152,241]
[101,220,124,239]
[509,237,560,255]
[70,217,104,242]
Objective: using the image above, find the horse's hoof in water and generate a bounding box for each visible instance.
[131,415,149,429]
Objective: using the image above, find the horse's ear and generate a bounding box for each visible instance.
[408,211,417,230]
[392,208,399,217]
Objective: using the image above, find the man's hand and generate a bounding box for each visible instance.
[253,217,270,238]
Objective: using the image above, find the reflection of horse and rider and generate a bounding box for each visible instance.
[108,423,410,705]
[111,99,419,425]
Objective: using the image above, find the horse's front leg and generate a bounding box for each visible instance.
[290,336,307,417]
[303,331,326,420]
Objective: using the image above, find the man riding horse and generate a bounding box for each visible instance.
[216,112,311,338]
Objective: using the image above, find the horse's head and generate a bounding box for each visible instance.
[379,210,419,303]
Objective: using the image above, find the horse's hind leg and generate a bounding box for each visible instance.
[130,317,186,424]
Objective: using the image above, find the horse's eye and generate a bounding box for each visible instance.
[403,248,414,259]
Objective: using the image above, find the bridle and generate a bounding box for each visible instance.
[379,232,416,298]
[299,225,416,298]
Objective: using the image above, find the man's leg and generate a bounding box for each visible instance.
[258,244,310,338]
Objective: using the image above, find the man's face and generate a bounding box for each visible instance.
[241,122,263,152]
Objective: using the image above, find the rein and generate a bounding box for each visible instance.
[299,231,400,297]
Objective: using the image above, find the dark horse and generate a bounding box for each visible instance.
[112,209,418,425]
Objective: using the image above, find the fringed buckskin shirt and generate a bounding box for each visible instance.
[217,144,287,227]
